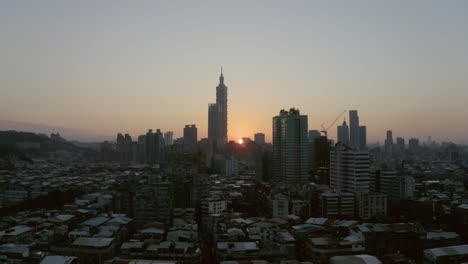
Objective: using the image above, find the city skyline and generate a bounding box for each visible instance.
[1,1,468,143]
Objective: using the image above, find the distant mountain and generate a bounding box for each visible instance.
[0,120,111,142]
[0,130,98,159]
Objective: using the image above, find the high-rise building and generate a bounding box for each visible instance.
[395,137,405,155]
[337,120,349,145]
[254,133,266,145]
[146,129,165,165]
[349,110,360,148]
[272,108,309,186]
[208,103,219,147]
[308,130,321,143]
[359,126,367,150]
[330,143,370,193]
[216,69,228,144]
[183,124,198,147]
[137,135,146,163]
[408,138,420,154]
[385,130,394,154]
[116,133,132,164]
[164,131,174,146]
[207,70,228,148]
[255,148,273,182]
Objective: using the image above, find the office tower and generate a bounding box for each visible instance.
[183,124,198,147]
[207,70,228,148]
[385,130,394,154]
[272,108,309,186]
[164,131,174,146]
[137,135,146,163]
[408,138,420,154]
[337,120,349,145]
[359,126,367,150]
[396,137,405,155]
[254,133,266,145]
[146,129,165,165]
[308,130,321,143]
[216,69,228,144]
[330,143,370,193]
[208,103,220,147]
[349,110,360,148]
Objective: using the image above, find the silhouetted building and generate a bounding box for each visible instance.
[137,135,146,163]
[308,130,321,143]
[349,110,360,148]
[216,69,228,145]
[337,120,349,145]
[272,108,309,186]
[164,131,174,146]
[254,133,265,145]
[408,138,420,154]
[208,103,220,149]
[146,129,166,165]
[255,148,273,182]
[395,137,405,155]
[359,126,367,150]
[207,70,228,149]
[183,124,197,147]
[385,130,394,154]
[313,135,332,185]
[116,133,132,164]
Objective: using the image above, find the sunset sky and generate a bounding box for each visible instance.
[1,1,468,143]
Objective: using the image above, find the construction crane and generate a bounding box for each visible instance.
[320,110,346,137]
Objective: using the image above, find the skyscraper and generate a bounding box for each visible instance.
[408,138,420,154]
[349,110,360,148]
[254,133,265,145]
[183,124,198,147]
[164,131,174,146]
[359,126,367,150]
[145,129,165,165]
[216,69,228,144]
[385,130,393,154]
[396,137,405,154]
[272,108,309,186]
[337,120,349,145]
[207,69,228,148]
[208,103,220,146]
[330,143,370,193]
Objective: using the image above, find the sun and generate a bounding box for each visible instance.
[237,138,244,144]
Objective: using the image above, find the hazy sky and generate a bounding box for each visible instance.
[1,1,468,143]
